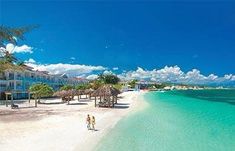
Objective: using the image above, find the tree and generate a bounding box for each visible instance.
[128,79,138,88]
[0,47,23,72]
[0,25,38,72]
[90,80,103,90]
[75,83,91,90]
[29,83,54,107]
[113,83,123,90]
[0,60,20,71]
[98,74,120,85]
[153,83,167,89]
[60,85,75,91]
[0,25,38,47]
[60,85,77,100]
[0,49,18,63]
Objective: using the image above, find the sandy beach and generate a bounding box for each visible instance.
[0,91,147,151]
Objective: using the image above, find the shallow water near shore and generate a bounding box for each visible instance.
[95,89,235,151]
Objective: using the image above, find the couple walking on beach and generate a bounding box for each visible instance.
[86,114,96,131]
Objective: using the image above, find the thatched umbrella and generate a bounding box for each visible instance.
[76,89,84,95]
[91,85,121,108]
[84,88,94,99]
[92,85,120,96]
[84,88,94,94]
[53,90,68,99]
[54,90,76,104]
[67,89,77,96]
[66,89,77,104]
[76,89,85,100]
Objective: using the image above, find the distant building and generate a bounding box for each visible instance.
[0,66,84,99]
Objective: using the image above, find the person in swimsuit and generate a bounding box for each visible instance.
[91,116,96,131]
[86,114,91,130]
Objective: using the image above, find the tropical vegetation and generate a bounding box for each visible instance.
[88,74,121,90]
[0,25,38,47]
[29,83,54,106]
[0,25,37,72]
[128,79,138,88]
[75,83,91,90]
[97,74,120,85]
[60,85,75,91]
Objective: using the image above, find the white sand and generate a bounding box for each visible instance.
[0,91,147,151]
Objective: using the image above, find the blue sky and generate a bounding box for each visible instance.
[1,1,235,84]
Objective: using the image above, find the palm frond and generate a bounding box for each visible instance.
[0,25,39,46]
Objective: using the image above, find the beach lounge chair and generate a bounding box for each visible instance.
[11,103,19,109]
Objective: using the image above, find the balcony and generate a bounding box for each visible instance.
[7,86,14,91]
[0,76,7,80]
[16,86,24,91]
[0,80,7,83]
[8,76,15,80]
[0,88,6,91]
[16,76,24,80]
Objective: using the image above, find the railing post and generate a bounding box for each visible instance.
[11,93,13,109]
[6,94,8,107]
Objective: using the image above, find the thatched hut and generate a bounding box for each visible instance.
[53,89,77,104]
[53,90,67,101]
[76,89,84,100]
[67,89,77,98]
[84,88,94,99]
[91,85,121,108]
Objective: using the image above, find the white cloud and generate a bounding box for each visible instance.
[153,66,184,82]
[23,60,235,86]
[103,70,113,75]
[224,74,233,80]
[232,76,235,81]
[207,74,218,81]
[25,62,106,77]
[5,44,33,54]
[25,58,36,63]
[113,67,119,70]
[117,65,235,85]
[86,74,98,80]
[6,43,15,53]
[119,66,184,82]
[183,69,206,84]
[228,75,235,81]
[13,45,33,53]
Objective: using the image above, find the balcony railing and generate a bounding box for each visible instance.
[16,76,23,80]
[16,86,24,90]
[0,76,7,80]
[1,75,81,88]
[8,76,15,80]
[0,80,7,83]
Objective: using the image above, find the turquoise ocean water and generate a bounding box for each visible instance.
[95,89,235,151]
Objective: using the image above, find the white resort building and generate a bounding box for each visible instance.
[0,66,83,99]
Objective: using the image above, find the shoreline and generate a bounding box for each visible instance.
[74,90,148,151]
[0,91,148,151]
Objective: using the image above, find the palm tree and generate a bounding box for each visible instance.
[29,83,54,107]
[0,25,38,71]
[98,74,120,85]
[0,47,24,72]
[0,47,18,63]
[0,25,38,47]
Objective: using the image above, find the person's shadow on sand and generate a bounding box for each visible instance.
[90,129,99,132]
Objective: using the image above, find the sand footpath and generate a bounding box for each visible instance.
[0,91,147,151]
